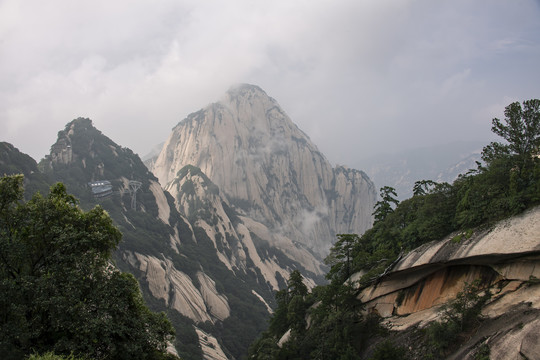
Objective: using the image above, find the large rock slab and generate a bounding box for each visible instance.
[360,206,540,305]
[394,206,540,272]
[124,251,230,324]
[358,206,540,333]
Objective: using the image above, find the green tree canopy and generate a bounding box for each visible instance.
[482,99,540,165]
[0,175,175,360]
[325,234,359,284]
[372,186,399,224]
[287,269,308,298]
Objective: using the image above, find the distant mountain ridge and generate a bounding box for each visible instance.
[356,141,484,200]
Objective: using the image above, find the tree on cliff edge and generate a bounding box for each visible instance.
[482,99,540,167]
[0,175,175,360]
[372,186,399,224]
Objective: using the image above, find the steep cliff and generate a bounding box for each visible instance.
[152,84,376,257]
[358,206,540,359]
[166,165,323,289]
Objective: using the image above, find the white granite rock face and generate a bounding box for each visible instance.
[197,272,230,321]
[166,164,325,288]
[124,251,230,324]
[152,84,376,257]
[195,327,229,360]
[359,206,540,314]
[394,205,540,272]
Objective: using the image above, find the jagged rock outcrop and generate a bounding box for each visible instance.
[166,165,249,273]
[167,164,322,289]
[358,206,540,359]
[152,84,376,257]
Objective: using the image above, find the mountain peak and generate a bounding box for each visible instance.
[226,83,268,97]
[153,86,376,257]
[63,117,97,134]
[222,84,278,114]
[42,117,155,186]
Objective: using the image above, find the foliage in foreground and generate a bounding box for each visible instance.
[425,280,491,358]
[27,352,83,360]
[0,175,176,360]
[369,340,409,360]
[248,269,383,359]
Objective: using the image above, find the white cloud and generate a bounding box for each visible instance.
[1,0,539,165]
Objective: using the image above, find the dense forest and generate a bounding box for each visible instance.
[248,100,540,359]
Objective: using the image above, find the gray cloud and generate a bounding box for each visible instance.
[1,0,539,168]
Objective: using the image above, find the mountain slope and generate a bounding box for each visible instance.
[153,84,376,258]
[0,142,51,197]
[35,119,273,359]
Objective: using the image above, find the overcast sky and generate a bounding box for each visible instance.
[1,0,540,169]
